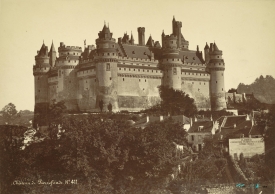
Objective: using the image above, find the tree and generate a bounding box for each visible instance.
[9,115,191,193]
[146,86,197,117]
[228,88,237,93]
[2,103,18,124]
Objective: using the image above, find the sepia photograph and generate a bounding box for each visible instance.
[0,0,275,193]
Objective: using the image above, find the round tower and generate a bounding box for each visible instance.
[33,42,50,125]
[95,23,119,112]
[207,42,226,111]
[55,42,82,110]
[161,33,182,90]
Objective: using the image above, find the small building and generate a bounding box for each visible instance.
[134,115,190,129]
[229,137,264,159]
[214,114,264,156]
[187,117,219,151]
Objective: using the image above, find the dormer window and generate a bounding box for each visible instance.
[198,126,204,131]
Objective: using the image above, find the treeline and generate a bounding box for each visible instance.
[237,75,275,104]
[2,115,191,193]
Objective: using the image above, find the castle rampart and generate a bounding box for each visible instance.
[33,17,228,114]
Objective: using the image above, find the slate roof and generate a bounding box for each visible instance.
[119,44,153,59]
[213,43,220,51]
[179,50,204,64]
[249,125,264,136]
[204,43,209,49]
[37,43,48,57]
[146,35,154,47]
[188,121,213,133]
[222,116,247,128]
[217,115,262,138]
[49,42,56,53]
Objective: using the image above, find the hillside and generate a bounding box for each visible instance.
[237,75,275,104]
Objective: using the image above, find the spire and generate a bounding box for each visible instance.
[146,35,154,47]
[204,42,209,49]
[49,41,56,53]
[130,31,134,44]
[173,15,175,21]
[162,30,165,37]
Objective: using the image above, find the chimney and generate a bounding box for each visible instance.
[252,117,254,126]
[137,27,145,46]
[246,114,250,121]
[146,115,149,123]
[160,115,163,121]
[190,118,193,127]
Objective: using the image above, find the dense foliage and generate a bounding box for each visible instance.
[145,86,197,117]
[168,137,228,193]
[237,75,275,104]
[255,104,275,180]
[2,115,191,193]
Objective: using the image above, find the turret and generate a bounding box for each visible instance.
[207,42,226,110]
[48,41,56,67]
[95,23,119,112]
[33,41,51,126]
[172,16,188,50]
[55,42,82,110]
[137,27,145,46]
[161,34,182,90]
[33,42,50,103]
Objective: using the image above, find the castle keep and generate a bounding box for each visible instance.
[33,17,227,113]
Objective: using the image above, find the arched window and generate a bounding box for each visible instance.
[106,63,110,71]
[173,68,177,75]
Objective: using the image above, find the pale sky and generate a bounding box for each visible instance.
[0,0,275,111]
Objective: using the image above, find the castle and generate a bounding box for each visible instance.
[33,17,227,113]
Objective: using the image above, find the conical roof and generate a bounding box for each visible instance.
[98,23,113,39]
[37,42,48,57]
[213,42,220,51]
[146,35,154,47]
[204,42,209,49]
[49,41,56,53]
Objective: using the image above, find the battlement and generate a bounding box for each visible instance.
[118,56,159,63]
[58,42,82,52]
[137,27,145,33]
[175,21,182,28]
[163,34,177,40]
